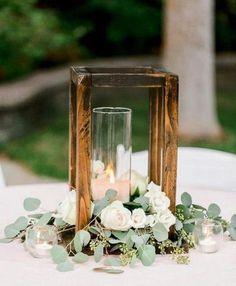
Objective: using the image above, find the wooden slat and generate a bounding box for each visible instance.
[75,74,92,231]
[69,78,77,190]
[148,87,163,185]
[162,75,179,214]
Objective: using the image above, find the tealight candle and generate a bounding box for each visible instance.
[25,225,58,258]
[193,219,223,254]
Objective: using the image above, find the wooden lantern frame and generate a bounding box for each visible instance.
[69,66,178,231]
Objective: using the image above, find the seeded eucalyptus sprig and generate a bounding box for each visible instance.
[175,192,236,241]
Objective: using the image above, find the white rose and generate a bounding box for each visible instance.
[101,200,132,231]
[144,181,170,213]
[154,209,176,231]
[130,170,148,196]
[57,191,94,225]
[131,208,146,228]
[145,215,156,227]
[92,160,105,175]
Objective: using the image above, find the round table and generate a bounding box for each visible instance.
[0,148,236,286]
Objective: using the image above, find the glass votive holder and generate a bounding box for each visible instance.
[193,219,223,253]
[25,225,58,258]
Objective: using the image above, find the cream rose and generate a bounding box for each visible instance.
[131,208,146,228]
[101,200,132,231]
[145,214,156,227]
[154,209,176,230]
[57,191,94,225]
[144,181,170,213]
[130,170,148,196]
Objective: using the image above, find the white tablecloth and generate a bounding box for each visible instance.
[0,148,236,286]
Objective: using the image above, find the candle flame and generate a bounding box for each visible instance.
[105,164,115,184]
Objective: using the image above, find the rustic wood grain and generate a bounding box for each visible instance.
[149,87,163,185]
[162,74,179,214]
[69,77,77,191]
[75,73,92,231]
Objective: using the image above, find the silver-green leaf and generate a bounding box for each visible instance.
[138,245,156,266]
[14,216,28,231]
[175,219,183,231]
[50,245,68,264]
[104,257,121,267]
[181,192,192,207]
[57,260,74,272]
[0,238,13,243]
[153,223,168,242]
[207,203,221,218]
[4,224,19,238]
[230,214,236,228]
[74,233,82,253]
[37,212,52,225]
[94,244,104,263]
[78,230,91,246]
[73,252,89,263]
[23,198,41,211]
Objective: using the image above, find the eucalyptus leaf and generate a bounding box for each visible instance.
[112,231,128,242]
[37,212,52,225]
[183,223,194,233]
[110,244,122,252]
[23,198,41,211]
[0,238,13,243]
[130,256,138,268]
[89,226,100,234]
[105,189,118,201]
[14,216,28,231]
[230,214,236,228]
[109,238,122,244]
[54,218,66,227]
[123,202,142,211]
[74,233,82,253]
[4,224,19,238]
[176,204,191,219]
[153,223,168,242]
[94,244,104,263]
[57,260,74,272]
[104,257,121,267]
[192,210,205,219]
[50,245,68,264]
[106,268,124,274]
[138,245,156,266]
[228,227,236,241]
[93,198,109,216]
[104,230,111,238]
[192,204,206,211]
[78,230,91,246]
[133,196,150,211]
[126,229,135,248]
[141,234,150,244]
[207,203,221,218]
[73,252,89,263]
[181,192,192,207]
[131,235,144,248]
[175,219,183,231]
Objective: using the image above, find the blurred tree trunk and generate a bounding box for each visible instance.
[163,0,222,139]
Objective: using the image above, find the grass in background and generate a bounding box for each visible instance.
[0,88,235,180]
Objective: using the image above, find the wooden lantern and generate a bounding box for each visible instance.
[69,66,178,232]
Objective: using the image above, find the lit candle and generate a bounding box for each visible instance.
[198,238,218,253]
[92,164,130,202]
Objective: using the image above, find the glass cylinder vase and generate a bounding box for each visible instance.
[92,107,132,202]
